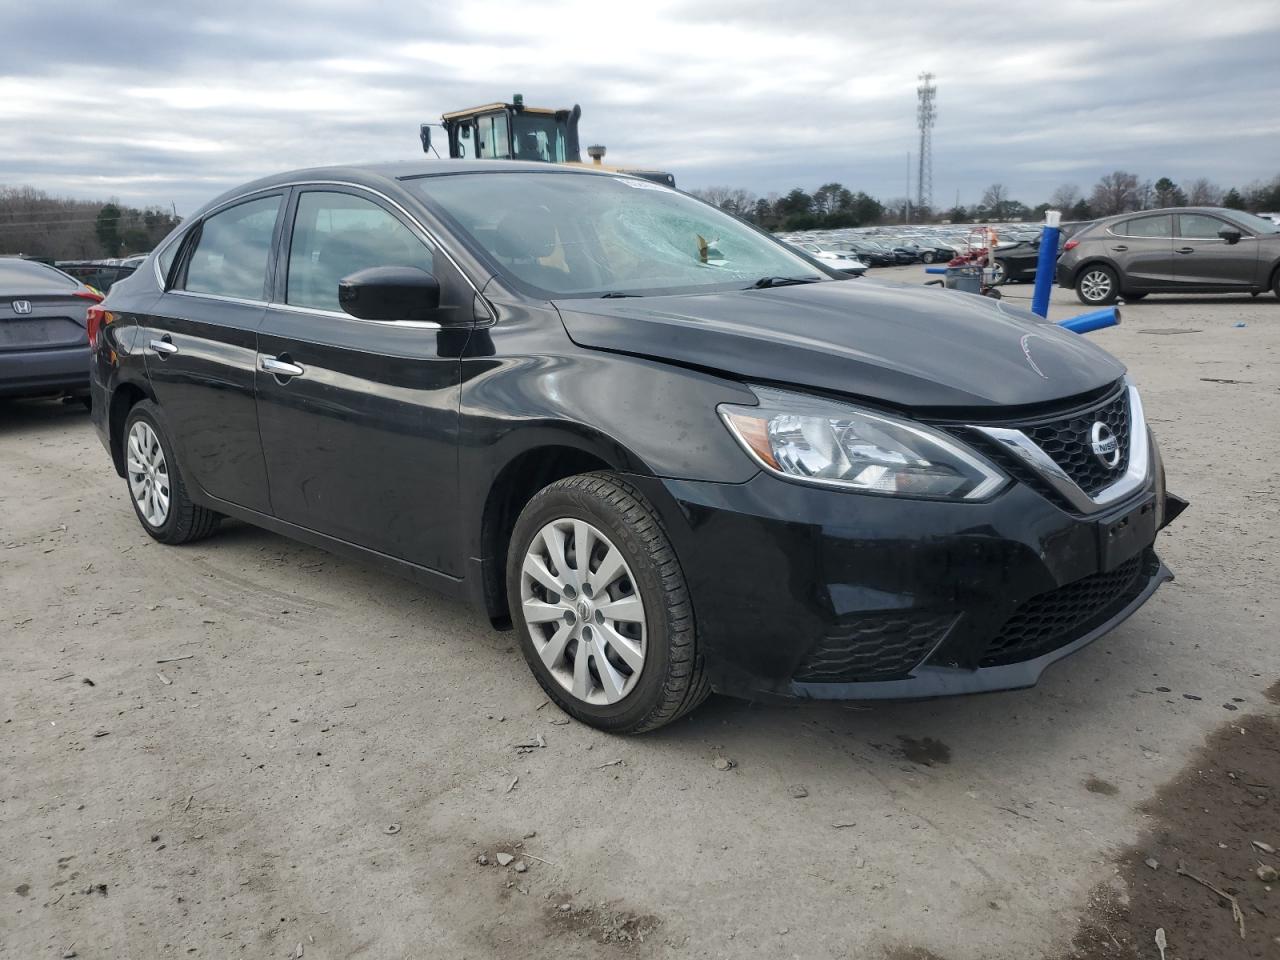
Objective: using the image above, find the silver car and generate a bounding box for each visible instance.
[1055,207,1280,305]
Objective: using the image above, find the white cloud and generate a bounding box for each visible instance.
[1,0,1278,213]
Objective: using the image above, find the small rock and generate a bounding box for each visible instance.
[777,927,789,935]
[1257,865,1279,883]
[150,834,160,842]
[62,950,77,959]
[1145,858,1159,870]
[558,903,572,912]
[1182,693,1202,701]
[713,757,735,772]
[1223,703,1238,711]
[496,852,514,866]
[92,729,109,738]
[1251,841,1276,855]
[1155,686,1171,693]
[383,823,401,835]
[476,854,489,866]
[514,861,528,873]
[788,784,809,799]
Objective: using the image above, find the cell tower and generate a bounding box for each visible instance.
[916,72,936,216]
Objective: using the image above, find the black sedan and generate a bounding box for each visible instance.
[91,161,1183,733]
[831,241,896,267]
[1,257,103,400]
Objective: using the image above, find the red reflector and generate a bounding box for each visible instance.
[86,305,110,346]
[1063,239,1079,251]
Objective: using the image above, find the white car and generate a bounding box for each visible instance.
[789,241,869,276]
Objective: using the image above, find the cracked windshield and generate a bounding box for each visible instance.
[408,172,822,297]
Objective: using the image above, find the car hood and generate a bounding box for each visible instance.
[553,279,1125,410]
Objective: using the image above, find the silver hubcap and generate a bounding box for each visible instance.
[126,421,170,527]
[1080,270,1112,301]
[520,519,647,705]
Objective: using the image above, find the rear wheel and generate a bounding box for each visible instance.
[506,473,708,734]
[921,251,936,264]
[123,401,220,544]
[1272,267,1280,300]
[1076,265,1119,305]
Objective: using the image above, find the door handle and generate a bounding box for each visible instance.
[260,356,305,378]
[1110,245,1128,252]
[149,337,178,356]
[1175,247,1195,254]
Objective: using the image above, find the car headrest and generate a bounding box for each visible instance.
[493,207,557,261]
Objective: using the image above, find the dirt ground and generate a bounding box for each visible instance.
[2,271,1278,960]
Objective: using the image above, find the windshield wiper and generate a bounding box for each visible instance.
[599,292,641,298]
[749,275,822,289]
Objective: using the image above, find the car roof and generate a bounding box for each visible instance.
[201,160,618,209]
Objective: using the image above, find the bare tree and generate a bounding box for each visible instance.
[1049,183,1080,211]
[1089,171,1141,216]
[1184,177,1223,206]
[980,183,1011,220]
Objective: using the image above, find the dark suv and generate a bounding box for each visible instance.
[1056,207,1280,304]
[91,162,1184,733]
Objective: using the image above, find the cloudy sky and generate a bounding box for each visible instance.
[2,0,1279,214]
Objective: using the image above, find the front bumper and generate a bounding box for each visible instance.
[0,345,89,397]
[630,469,1182,704]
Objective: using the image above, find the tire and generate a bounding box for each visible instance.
[506,472,708,734]
[921,251,936,264]
[989,260,1009,286]
[1122,292,1148,301]
[1075,264,1119,305]
[1272,267,1280,300]
[122,401,221,545]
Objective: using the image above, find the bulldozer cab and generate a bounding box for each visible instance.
[420,95,675,188]
[433,96,582,165]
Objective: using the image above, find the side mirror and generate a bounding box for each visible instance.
[1218,226,1242,244]
[419,124,432,154]
[338,266,441,323]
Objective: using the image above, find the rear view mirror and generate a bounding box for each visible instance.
[339,266,441,323]
[1218,226,1242,244]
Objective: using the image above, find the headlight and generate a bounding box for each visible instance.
[719,387,1007,500]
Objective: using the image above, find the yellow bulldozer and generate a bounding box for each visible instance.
[419,94,675,188]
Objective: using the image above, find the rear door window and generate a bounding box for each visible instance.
[285,191,434,313]
[1113,215,1172,238]
[182,195,282,300]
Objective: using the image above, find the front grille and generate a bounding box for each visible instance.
[980,550,1154,667]
[794,612,958,683]
[1024,390,1130,496]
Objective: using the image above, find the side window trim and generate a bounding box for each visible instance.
[171,190,286,304]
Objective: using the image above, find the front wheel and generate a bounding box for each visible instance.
[989,260,1009,286]
[1076,265,1119,305]
[921,251,936,264]
[506,473,708,734]
[123,401,221,544]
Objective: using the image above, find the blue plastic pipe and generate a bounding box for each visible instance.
[1030,212,1062,318]
[924,266,948,275]
[1057,307,1119,334]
